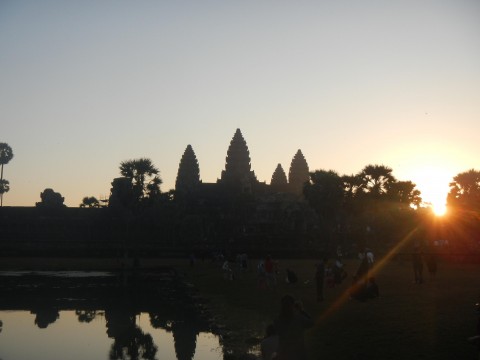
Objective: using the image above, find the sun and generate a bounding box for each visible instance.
[401,165,450,217]
[388,143,465,218]
[432,202,447,216]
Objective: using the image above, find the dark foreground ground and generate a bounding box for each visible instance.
[1,256,480,359]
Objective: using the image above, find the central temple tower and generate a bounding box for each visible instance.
[220,129,258,193]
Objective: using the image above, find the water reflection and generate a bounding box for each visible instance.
[106,306,158,360]
[32,306,60,328]
[0,270,222,360]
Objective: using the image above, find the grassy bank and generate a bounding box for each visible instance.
[175,257,480,360]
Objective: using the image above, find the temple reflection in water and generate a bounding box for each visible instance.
[0,270,223,360]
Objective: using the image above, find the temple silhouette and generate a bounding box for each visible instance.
[175,128,310,197]
[0,270,216,360]
[170,128,318,254]
[0,129,320,257]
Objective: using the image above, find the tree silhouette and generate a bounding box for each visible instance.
[302,165,424,252]
[304,170,344,220]
[447,169,480,212]
[359,164,396,197]
[0,142,14,206]
[31,307,60,328]
[106,308,158,360]
[387,180,422,208]
[0,179,10,202]
[119,158,162,204]
[109,326,158,360]
[304,170,345,251]
[80,196,101,208]
[145,176,162,204]
[75,310,97,323]
[342,174,363,199]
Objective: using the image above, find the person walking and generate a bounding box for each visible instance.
[426,247,437,281]
[412,244,424,284]
[265,255,277,289]
[257,260,267,289]
[315,259,325,302]
[355,250,370,283]
[366,248,375,269]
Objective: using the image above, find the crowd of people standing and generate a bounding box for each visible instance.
[191,243,442,359]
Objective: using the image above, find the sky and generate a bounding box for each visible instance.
[1,0,479,210]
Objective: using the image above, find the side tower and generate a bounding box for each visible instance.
[175,145,201,194]
[270,163,288,193]
[288,149,310,195]
[220,129,258,193]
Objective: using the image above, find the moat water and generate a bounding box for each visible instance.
[0,271,223,360]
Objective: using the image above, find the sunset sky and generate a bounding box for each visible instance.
[1,1,479,209]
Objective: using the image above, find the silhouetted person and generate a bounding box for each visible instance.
[365,248,375,269]
[325,261,335,288]
[261,324,279,360]
[426,250,437,281]
[468,302,480,357]
[222,259,233,280]
[285,268,298,284]
[366,277,379,298]
[257,259,267,289]
[333,258,347,285]
[273,295,313,360]
[350,275,367,302]
[355,250,370,286]
[241,253,248,271]
[265,255,276,289]
[315,259,325,302]
[413,245,424,284]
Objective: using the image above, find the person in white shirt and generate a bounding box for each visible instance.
[366,248,375,268]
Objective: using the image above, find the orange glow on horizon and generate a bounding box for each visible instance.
[398,163,452,218]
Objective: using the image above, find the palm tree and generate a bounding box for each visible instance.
[80,196,100,208]
[304,170,345,251]
[119,158,161,203]
[0,143,14,206]
[359,164,396,197]
[447,169,480,211]
[0,180,9,202]
[387,180,422,208]
[342,174,364,198]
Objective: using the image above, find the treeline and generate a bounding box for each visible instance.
[303,166,480,258]
[303,164,422,254]
[8,153,480,259]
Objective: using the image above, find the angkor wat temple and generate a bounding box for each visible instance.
[167,128,319,254]
[0,129,320,257]
[175,128,310,197]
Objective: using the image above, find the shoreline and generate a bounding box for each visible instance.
[0,256,183,271]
